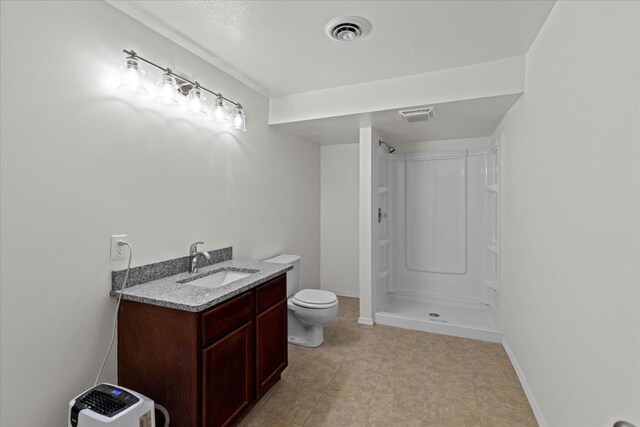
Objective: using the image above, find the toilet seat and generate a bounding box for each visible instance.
[291,289,338,309]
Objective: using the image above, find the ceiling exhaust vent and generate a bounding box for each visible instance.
[325,16,371,42]
[399,106,435,123]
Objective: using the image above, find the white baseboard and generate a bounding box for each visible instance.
[502,339,548,427]
[358,317,374,325]
[328,289,360,298]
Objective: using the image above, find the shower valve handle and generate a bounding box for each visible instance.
[378,208,387,223]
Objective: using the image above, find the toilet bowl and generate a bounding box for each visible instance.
[262,254,338,347]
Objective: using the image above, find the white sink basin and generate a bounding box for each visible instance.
[180,270,253,289]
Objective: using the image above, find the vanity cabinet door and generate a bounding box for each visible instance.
[202,322,254,427]
[255,299,288,397]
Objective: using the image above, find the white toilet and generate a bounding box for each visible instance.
[262,253,338,347]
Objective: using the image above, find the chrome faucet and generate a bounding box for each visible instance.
[189,242,212,273]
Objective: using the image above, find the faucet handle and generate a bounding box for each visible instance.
[190,242,204,254]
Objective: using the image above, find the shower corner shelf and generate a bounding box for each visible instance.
[378,270,389,280]
[485,280,500,291]
[486,244,499,254]
[377,186,388,194]
[378,239,389,247]
[486,184,499,193]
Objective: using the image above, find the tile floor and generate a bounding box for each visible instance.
[241,297,537,427]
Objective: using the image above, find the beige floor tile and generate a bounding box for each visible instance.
[394,329,433,350]
[329,317,359,330]
[337,296,359,309]
[424,392,481,427]
[246,308,536,427]
[427,352,473,373]
[470,349,513,372]
[310,344,350,365]
[388,346,429,365]
[335,306,359,321]
[352,335,395,353]
[478,400,538,427]
[472,361,520,389]
[370,377,426,422]
[287,344,313,370]
[394,339,431,354]
[365,410,423,427]
[359,324,398,341]
[285,356,340,392]
[280,364,296,379]
[241,407,301,427]
[326,365,381,404]
[345,348,387,369]
[430,334,470,349]
[260,379,323,425]
[325,324,361,341]
[426,366,476,399]
[382,357,428,388]
[475,384,531,414]
[304,393,368,427]
[466,339,503,352]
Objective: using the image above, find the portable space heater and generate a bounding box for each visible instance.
[68,383,155,427]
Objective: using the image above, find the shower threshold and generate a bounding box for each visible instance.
[375,293,502,342]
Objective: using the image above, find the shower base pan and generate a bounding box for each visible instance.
[375,294,502,342]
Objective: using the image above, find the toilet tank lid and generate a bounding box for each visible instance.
[262,253,301,265]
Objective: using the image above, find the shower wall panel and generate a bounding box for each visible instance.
[390,151,486,302]
[405,154,467,274]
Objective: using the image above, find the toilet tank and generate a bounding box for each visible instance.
[261,253,301,297]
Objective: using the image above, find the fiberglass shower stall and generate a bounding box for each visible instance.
[373,142,502,342]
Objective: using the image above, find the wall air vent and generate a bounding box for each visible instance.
[398,106,435,123]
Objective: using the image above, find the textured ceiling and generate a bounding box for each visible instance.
[108,0,555,97]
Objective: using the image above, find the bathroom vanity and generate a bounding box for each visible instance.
[112,248,290,427]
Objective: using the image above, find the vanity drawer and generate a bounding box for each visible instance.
[255,274,286,314]
[202,291,253,347]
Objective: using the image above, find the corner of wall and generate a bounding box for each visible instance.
[502,338,548,427]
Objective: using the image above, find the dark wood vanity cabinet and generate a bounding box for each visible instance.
[255,276,288,397]
[202,321,254,427]
[118,274,287,427]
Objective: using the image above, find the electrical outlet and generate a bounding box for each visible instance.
[110,235,127,260]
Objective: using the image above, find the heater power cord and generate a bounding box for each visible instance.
[92,241,171,426]
[94,240,132,386]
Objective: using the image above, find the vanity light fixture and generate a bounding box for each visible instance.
[118,56,147,95]
[154,70,179,107]
[186,84,207,117]
[230,105,246,132]
[213,95,229,123]
[118,49,247,130]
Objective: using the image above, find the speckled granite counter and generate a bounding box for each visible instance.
[110,258,291,312]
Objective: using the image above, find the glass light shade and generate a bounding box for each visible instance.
[154,74,179,107]
[186,87,207,117]
[231,107,246,131]
[213,98,229,123]
[118,57,147,95]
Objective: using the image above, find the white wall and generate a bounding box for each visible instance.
[393,137,491,153]
[0,2,320,425]
[494,2,640,426]
[358,127,377,324]
[269,56,525,124]
[320,144,359,296]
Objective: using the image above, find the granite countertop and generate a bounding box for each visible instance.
[110,259,291,312]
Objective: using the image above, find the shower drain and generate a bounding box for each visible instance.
[428,313,440,317]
